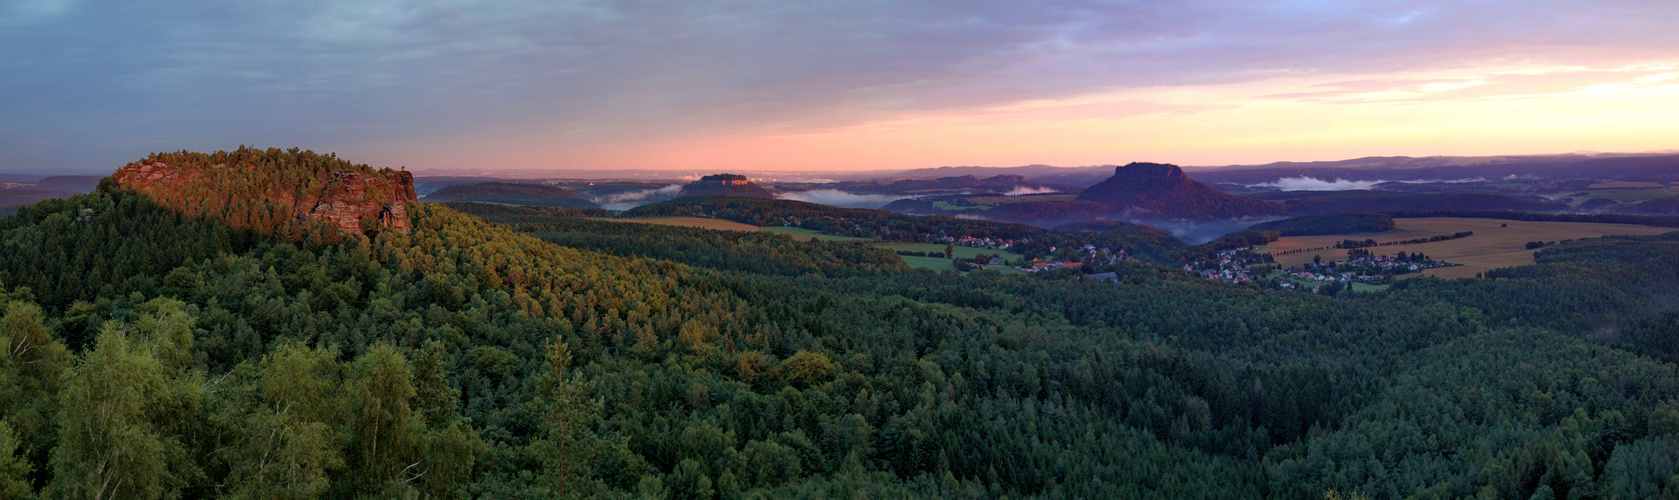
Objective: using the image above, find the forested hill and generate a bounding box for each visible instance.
[1,148,1678,497]
[110,147,416,243]
[422,182,599,208]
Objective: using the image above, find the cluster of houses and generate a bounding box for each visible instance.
[1177,247,1461,294]
[939,234,1020,251]
[1290,252,1455,285]
[1182,248,1272,284]
[1018,243,1132,272]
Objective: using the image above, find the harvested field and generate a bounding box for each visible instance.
[1259,217,1674,279]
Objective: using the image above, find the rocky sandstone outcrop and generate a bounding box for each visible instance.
[112,161,417,236]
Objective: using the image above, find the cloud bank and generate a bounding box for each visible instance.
[1003,186,1060,196]
[1256,177,1381,191]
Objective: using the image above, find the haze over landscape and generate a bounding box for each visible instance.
[7,1,1679,499]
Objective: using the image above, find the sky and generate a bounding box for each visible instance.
[2,0,1677,175]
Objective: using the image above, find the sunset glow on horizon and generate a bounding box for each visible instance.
[501,61,1679,173]
[4,1,1677,174]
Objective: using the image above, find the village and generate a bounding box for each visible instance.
[1284,248,1459,285]
[1183,246,1459,294]
[1182,247,1274,284]
[947,238,1134,273]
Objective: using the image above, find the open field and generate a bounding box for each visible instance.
[1259,217,1674,279]
[602,217,761,232]
[875,242,1024,261]
[890,252,1026,273]
[758,226,877,242]
[899,255,957,271]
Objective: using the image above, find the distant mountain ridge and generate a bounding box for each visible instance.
[887,152,1679,188]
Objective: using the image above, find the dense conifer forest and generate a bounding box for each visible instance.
[0,150,1676,498]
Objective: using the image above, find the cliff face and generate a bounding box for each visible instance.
[112,155,417,237]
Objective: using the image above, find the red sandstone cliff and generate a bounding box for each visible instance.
[111,158,418,237]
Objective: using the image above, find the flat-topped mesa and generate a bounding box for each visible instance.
[681,173,773,198]
[1109,162,1187,182]
[1076,161,1284,219]
[695,174,753,186]
[109,148,418,239]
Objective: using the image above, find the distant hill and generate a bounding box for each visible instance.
[1075,162,1285,219]
[1246,212,1396,236]
[412,175,534,195]
[891,164,1117,188]
[680,174,773,198]
[422,182,597,207]
[35,175,103,193]
[872,174,1064,194]
[0,188,77,208]
[1629,197,1679,214]
[982,200,1112,226]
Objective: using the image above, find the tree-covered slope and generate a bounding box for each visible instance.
[0,149,1677,498]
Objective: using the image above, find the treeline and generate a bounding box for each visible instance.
[1335,231,1472,249]
[895,250,945,258]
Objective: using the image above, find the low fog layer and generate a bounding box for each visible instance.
[776,190,911,209]
[1003,186,1061,196]
[594,184,683,210]
[1252,177,1380,191]
[1138,217,1286,244]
